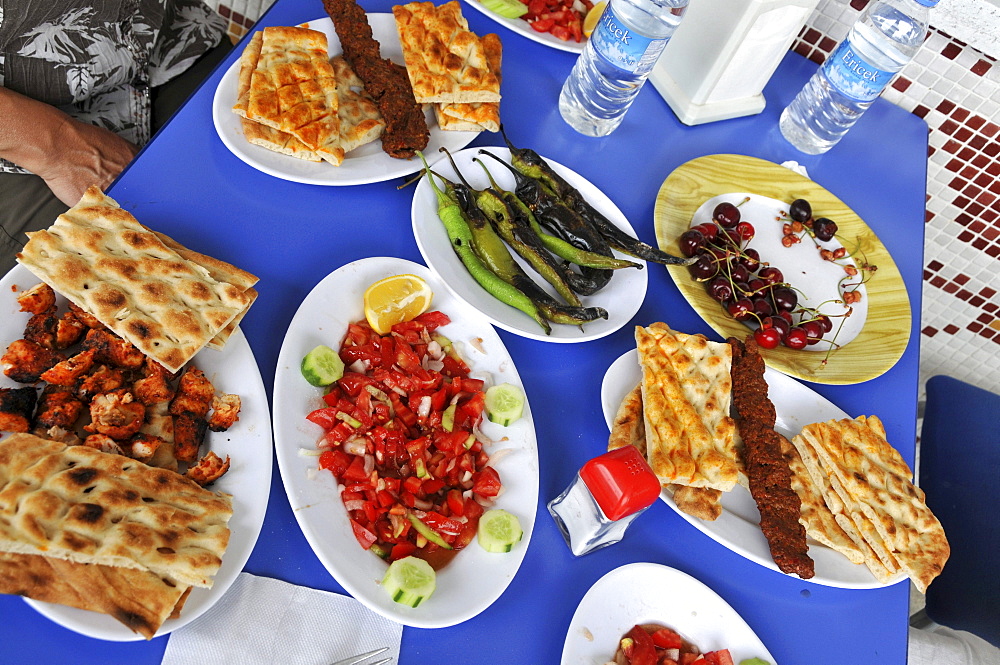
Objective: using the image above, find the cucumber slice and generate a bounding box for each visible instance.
[485,383,524,426]
[407,512,453,549]
[477,509,523,553]
[301,345,344,387]
[478,0,528,18]
[382,556,436,607]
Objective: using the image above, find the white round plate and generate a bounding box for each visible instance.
[460,0,587,53]
[411,146,648,343]
[689,192,869,350]
[272,256,539,628]
[600,349,907,589]
[561,562,775,665]
[212,15,479,186]
[1,264,272,641]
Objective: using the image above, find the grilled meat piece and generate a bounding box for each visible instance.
[0,386,38,432]
[173,412,208,463]
[40,348,98,386]
[2,339,66,383]
[133,359,176,405]
[33,384,85,431]
[77,365,126,402]
[55,310,88,348]
[17,283,56,315]
[127,432,166,462]
[208,393,241,432]
[23,312,59,349]
[323,0,429,159]
[84,389,146,440]
[81,328,145,370]
[185,451,231,486]
[168,366,214,418]
[729,335,814,580]
[68,302,105,330]
[82,433,125,455]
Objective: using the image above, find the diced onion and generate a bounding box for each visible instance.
[344,438,367,456]
[298,447,322,457]
[488,448,514,466]
[306,467,318,481]
[417,395,432,419]
[427,340,443,359]
[349,359,367,374]
[472,421,496,445]
[413,498,433,511]
[363,453,375,476]
[424,359,444,372]
[664,649,679,661]
[344,499,365,512]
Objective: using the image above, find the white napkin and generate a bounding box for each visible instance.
[162,573,403,665]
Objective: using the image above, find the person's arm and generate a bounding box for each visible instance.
[0,86,139,205]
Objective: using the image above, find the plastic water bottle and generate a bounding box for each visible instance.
[779,0,936,154]
[559,0,691,137]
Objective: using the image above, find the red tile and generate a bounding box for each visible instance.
[990,180,1000,195]
[945,158,963,172]
[976,191,996,206]
[931,275,947,288]
[954,196,971,208]
[968,321,983,333]
[973,237,988,250]
[944,282,959,293]
[981,327,999,341]
[970,135,988,150]
[987,244,1000,258]
[982,286,998,298]
[973,154,989,169]
[961,166,978,180]
[944,324,960,334]
[958,147,976,161]
[218,4,230,17]
[940,119,959,135]
[941,43,962,60]
[950,176,967,189]
[927,259,944,271]
[820,36,837,53]
[971,295,985,307]
[987,162,1000,177]
[809,51,825,65]
[984,209,999,223]
[958,230,975,242]
[957,212,974,226]
[972,59,993,76]
[804,28,821,44]
[937,99,958,115]
[954,273,971,285]
[984,226,999,241]
[233,11,244,24]
[923,269,932,280]
[926,209,935,223]
[978,312,994,324]
[913,105,930,118]
[984,142,1000,157]
[892,77,911,92]
[976,172,995,187]
[963,184,982,198]
[922,326,938,336]
[850,0,870,10]
[969,220,986,233]
[957,288,973,300]
[986,300,999,313]
[955,128,973,142]
[793,43,812,58]
[967,115,986,131]
[953,107,970,123]
[944,139,962,153]
[983,123,1000,138]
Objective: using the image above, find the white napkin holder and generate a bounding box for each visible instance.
[651,0,819,125]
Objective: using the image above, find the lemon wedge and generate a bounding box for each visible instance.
[363,274,433,335]
[583,1,606,37]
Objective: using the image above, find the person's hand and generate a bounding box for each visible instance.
[40,117,140,206]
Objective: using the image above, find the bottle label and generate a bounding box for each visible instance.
[590,3,665,75]
[823,39,894,102]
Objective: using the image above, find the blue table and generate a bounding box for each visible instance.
[0,0,929,662]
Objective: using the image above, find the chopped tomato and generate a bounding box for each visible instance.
[651,628,684,650]
[703,651,735,665]
[472,466,502,498]
[350,519,377,549]
[625,625,658,665]
[523,0,592,43]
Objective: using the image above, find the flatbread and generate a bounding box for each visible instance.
[792,417,949,593]
[0,551,189,639]
[434,33,502,132]
[607,384,645,456]
[393,1,501,104]
[246,26,343,165]
[636,323,739,492]
[0,433,233,589]
[16,188,254,373]
[330,56,386,153]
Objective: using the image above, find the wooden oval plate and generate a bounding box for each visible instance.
[654,154,910,385]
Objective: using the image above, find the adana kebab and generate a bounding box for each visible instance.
[322,0,428,158]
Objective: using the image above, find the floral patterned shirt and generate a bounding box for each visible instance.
[0,0,225,173]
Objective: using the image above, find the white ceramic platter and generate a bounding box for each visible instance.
[0,264,272,641]
[271,256,539,628]
[212,15,479,186]
[460,0,587,54]
[561,562,776,665]
[600,349,907,589]
[411,146,648,343]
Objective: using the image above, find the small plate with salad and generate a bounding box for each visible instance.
[561,563,776,665]
[461,0,594,53]
[272,256,539,629]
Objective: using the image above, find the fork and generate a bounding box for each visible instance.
[330,647,393,665]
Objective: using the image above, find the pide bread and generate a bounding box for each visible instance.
[393,1,501,104]
[16,188,254,373]
[791,417,949,591]
[434,32,502,132]
[607,383,646,457]
[0,433,233,589]
[246,26,344,165]
[0,551,189,639]
[636,323,739,492]
[330,56,387,153]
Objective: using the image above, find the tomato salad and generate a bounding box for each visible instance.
[308,311,501,570]
[524,0,593,43]
[613,624,738,665]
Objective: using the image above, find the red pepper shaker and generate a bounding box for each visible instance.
[547,446,661,556]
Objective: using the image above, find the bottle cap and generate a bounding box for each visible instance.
[578,446,661,521]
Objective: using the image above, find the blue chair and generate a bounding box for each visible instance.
[912,375,1000,647]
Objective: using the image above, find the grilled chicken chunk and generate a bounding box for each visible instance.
[55,310,88,348]
[40,348,97,386]
[2,339,65,383]
[16,283,56,315]
[84,389,146,439]
[133,359,176,405]
[68,302,104,330]
[169,366,214,417]
[23,312,59,349]
[82,433,125,455]
[81,328,145,370]
[208,394,241,432]
[0,386,38,432]
[33,384,85,431]
[185,451,231,486]
[77,365,126,403]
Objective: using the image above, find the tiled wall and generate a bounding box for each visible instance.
[792,0,1000,399]
[203,0,1000,398]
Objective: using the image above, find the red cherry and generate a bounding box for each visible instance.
[713,202,741,228]
[801,320,823,344]
[695,223,719,240]
[758,266,784,285]
[784,327,809,349]
[754,326,782,349]
[727,297,754,321]
[736,221,755,242]
[764,315,790,340]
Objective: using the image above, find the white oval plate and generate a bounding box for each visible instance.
[600,349,906,589]
[1,265,272,641]
[460,0,587,54]
[561,562,776,665]
[272,256,539,628]
[212,15,479,186]
[689,193,869,350]
[411,146,648,343]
